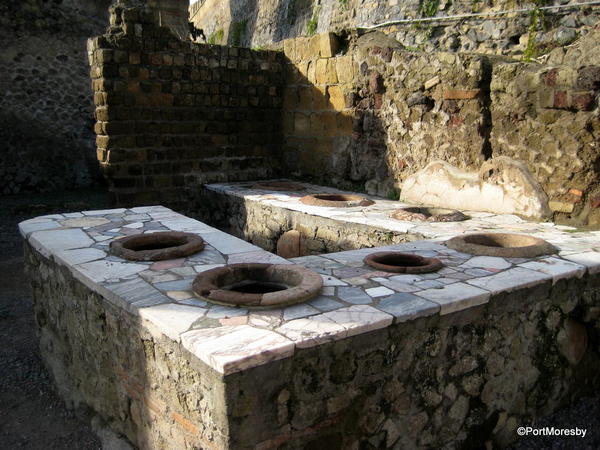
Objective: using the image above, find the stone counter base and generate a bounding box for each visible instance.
[24,242,600,449]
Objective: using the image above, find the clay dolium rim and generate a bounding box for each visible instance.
[299,193,374,207]
[445,233,557,257]
[192,263,323,308]
[110,231,205,261]
[363,252,443,274]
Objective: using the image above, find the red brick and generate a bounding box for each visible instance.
[544,68,558,87]
[553,90,569,109]
[572,92,595,111]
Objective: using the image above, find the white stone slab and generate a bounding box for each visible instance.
[560,252,600,275]
[200,231,260,254]
[181,325,294,374]
[139,303,206,341]
[467,267,551,295]
[322,305,393,338]
[18,220,62,236]
[462,256,512,270]
[55,248,107,266]
[415,282,490,315]
[30,228,94,257]
[365,286,395,298]
[376,293,440,322]
[160,219,216,233]
[82,208,127,215]
[518,257,586,283]
[320,274,347,286]
[77,260,147,283]
[276,314,347,349]
[227,251,291,265]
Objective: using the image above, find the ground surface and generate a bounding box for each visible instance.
[0,188,598,449]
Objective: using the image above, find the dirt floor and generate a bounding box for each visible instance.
[0,188,598,449]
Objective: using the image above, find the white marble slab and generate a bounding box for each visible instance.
[77,260,147,283]
[276,314,347,349]
[181,325,294,374]
[322,305,393,338]
[415,282,490,315]
[518,257,586,283]
[560,252,600,275]
[18,220,62,236]
[30,228,94,258]
[139,303,206,341]
[55,248,107,266]
[467,267,551,295]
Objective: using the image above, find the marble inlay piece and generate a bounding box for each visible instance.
[337,287,372,304]
[365,286,395,298]
[62,217,110,228]
[467,267,551,295]
[200,232,258,254]
[276,315,346,349]
[415,282,490,315]
[227,251,291,265]
[55,248,107,266]
[377,293,440,322]
[322,305,393,338]
[82,208,127,216]
[560,252,600,274]
[19,220,62,235]
[283,303,320,321]
[462,256,512,270]
[77,260,147,283]
[30,228,94,257]
[139,303,206,341]
[181,325,294,374]
[518,257,586,283]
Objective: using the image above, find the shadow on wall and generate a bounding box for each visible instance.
[219,0,314,47]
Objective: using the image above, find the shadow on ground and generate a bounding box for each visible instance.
[0,189,111,450]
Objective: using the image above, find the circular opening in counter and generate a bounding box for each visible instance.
[445,233,557,257]
[110,231,205,261]
[390,207,468,222]
[252,181,306,191]
[363,252,443,273]
[299,194,374,207]
[192,263,323,308]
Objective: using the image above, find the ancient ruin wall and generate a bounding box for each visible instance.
[279,31,599,222]
[89,3,284,208]
[190,0,600,57]
[0,0,111,195]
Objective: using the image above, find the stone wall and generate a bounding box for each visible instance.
[190,0,600,57]
[24,236,600,448]
[25,243,229,449]
[88,2,284,208]
[194,186,422,254]
[0,0,111,195]
[282,32,493,197]
[279,29,599,223]
[491,26,600,224]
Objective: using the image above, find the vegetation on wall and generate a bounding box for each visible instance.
[306,5,320,36]
[231,20,247,46]
[523,0,548,61]
[208,28,224,44]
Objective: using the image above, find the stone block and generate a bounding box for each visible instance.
[443,89,480,100]
[571,92,595,111]
[315,59,329,84]
[549,201,574,213]
[276,230,306,258]
[327,85,346,111]
[317,32,340,58]
[294,113,310,135]
[336,56,355,84]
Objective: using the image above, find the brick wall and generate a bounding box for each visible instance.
[88,3,284,208]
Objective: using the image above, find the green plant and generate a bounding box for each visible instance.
[418,0,439,18]
[339,0,349,10]
[287,0,297,24]
[387,189,400,201]
[208,28,224,45]
[306,5,320,36]
[231,20,247,47]
[523,0,548,62]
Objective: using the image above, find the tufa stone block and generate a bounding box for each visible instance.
[443,89,480,100]
[317,32,340,58]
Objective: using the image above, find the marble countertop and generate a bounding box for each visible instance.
[19,203,600,376]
